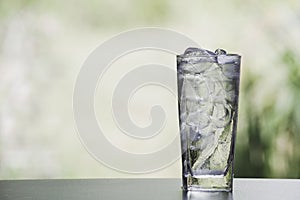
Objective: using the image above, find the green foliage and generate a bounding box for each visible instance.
[235,49,300,178]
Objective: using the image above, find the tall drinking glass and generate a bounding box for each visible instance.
[177,48,241,192]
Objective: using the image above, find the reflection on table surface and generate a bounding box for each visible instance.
[182,191,232,200]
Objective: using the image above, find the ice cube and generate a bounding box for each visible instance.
[215,48,227,55]
[221,64,240,78]
[184,47,216,57]
[211,103,232,128]
[217,55,237,65]
[178,48,221,75]
[186,111,210,129]
[191,130,221,170]
[208,128,232,171]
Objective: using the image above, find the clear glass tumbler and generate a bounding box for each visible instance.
[177,48,241,192]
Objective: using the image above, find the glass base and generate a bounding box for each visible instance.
[182,190,233,200]
[182,166,233,192]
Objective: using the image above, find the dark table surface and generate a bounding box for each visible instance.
[0,178,299,200]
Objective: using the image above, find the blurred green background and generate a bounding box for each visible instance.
[0,0,300,179]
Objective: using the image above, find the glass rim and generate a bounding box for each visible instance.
[177,53,241,59]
